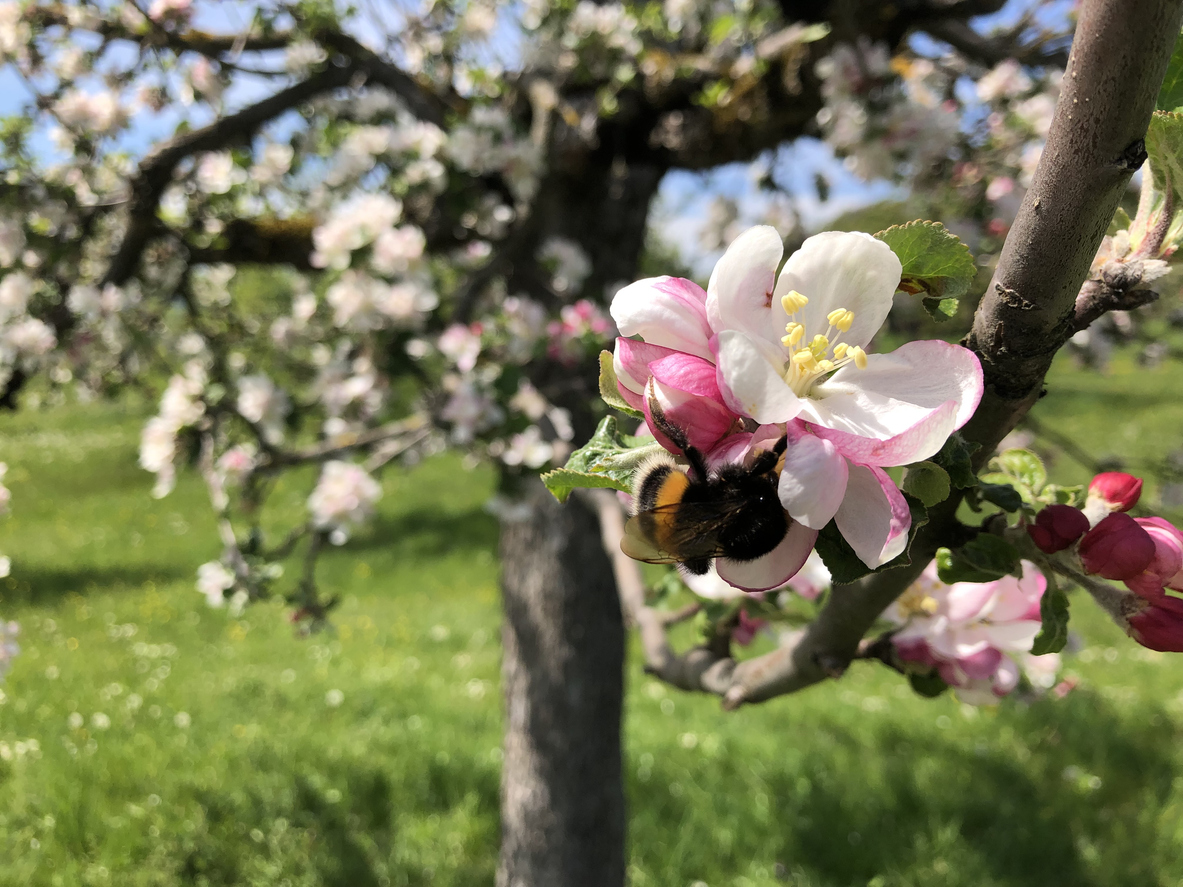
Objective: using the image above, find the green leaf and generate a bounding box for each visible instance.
[978,481,1023,513]
[993,448,1047,494]
[1146,111,1183,208]
[932,433,980,490]
[874,220,976,301]
[541,416,641,502]
[1158,29,1183,112]
[1031,578,1070,655]
[920,296,960,322]
[902,462,951,508]
[935,535,1021,584]
[1040,483,1086,507]
[598,350,643,418]
[814,523,873,585]
[908,671,950,698]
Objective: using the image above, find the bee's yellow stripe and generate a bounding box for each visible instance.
[652,471,690,553]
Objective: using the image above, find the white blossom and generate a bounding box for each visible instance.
[308,461,382,531]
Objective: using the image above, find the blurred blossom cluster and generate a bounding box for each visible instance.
[885,562,1059,705]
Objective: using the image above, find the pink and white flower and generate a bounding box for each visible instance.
[886,560,1047,704]
[308,461,382,533]
[709,228,982,567]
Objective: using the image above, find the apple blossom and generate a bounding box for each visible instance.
[308,461,382,534]
[886,561,1047,704]
[196,561,236,608]
[710,227,983,567]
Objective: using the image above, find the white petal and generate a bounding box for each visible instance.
[610,276,714,361]
[834,463,911,568]
[706,226,784,343]
[773,231,901,351]
[716,521,818,592]
[715,330,802,424]
[778,428,849,530]
[801,341,983,465]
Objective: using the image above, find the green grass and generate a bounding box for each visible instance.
[2,353,1183,886]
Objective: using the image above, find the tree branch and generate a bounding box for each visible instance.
[102,64,361,286]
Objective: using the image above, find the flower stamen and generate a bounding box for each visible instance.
[781,290,809,313]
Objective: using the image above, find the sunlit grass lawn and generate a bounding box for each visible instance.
[1,350,1183,887]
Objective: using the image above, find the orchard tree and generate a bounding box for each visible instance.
[3,0,1183,884]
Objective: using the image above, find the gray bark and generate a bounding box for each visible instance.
[497,484,626,887]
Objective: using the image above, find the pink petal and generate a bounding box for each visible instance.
[944,581,998,623]
[777,424,849,530]
[833,463,911,568]
[649,352,723,401]
[613,337,680,393]
[706,226,784,344]
[716,520,817,592]
[610,276,714,360]
[956,646,1003,681]
[987,562,1046,622]
[650,378,737,453]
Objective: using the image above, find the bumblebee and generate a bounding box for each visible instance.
[622,400,789,575]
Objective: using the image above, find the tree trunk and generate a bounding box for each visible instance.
[497,483,626,887]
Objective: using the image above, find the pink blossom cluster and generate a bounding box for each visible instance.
[885,562,1058,705]
[547,299,615,365]
[307,460,383,540]
[0,619,17,680]
[1028,472,1183,652]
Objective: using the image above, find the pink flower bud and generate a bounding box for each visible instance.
[732,610,767,647]
[1026,504,1090,553]
[1087,472,1143,513]
[1125,517,1183,596]
[1078,513,1157,580]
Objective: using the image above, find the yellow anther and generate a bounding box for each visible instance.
[818,359,835,373]
[809,334,830,357]
[792,348,819,371]
[835,310,855,332]
[783,321,804,345]
[781,290,809,314]
[833,342,849,359]
[850,345,868,369]
[781,334,795,347]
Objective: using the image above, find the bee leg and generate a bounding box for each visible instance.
[682,557,712,576]
[749,433,789,475]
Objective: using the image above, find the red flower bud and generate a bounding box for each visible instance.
[1087,472,1143,513]
[1027,504,1090,553]
[1078,512,1157,580]
[1127,594,1183,652]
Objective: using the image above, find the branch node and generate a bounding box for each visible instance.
[1113,138,1148,171]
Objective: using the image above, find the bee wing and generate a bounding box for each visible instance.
[621,500,735,564]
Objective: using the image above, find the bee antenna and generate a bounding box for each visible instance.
[645,379,708,480]
[771,434,787,457]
